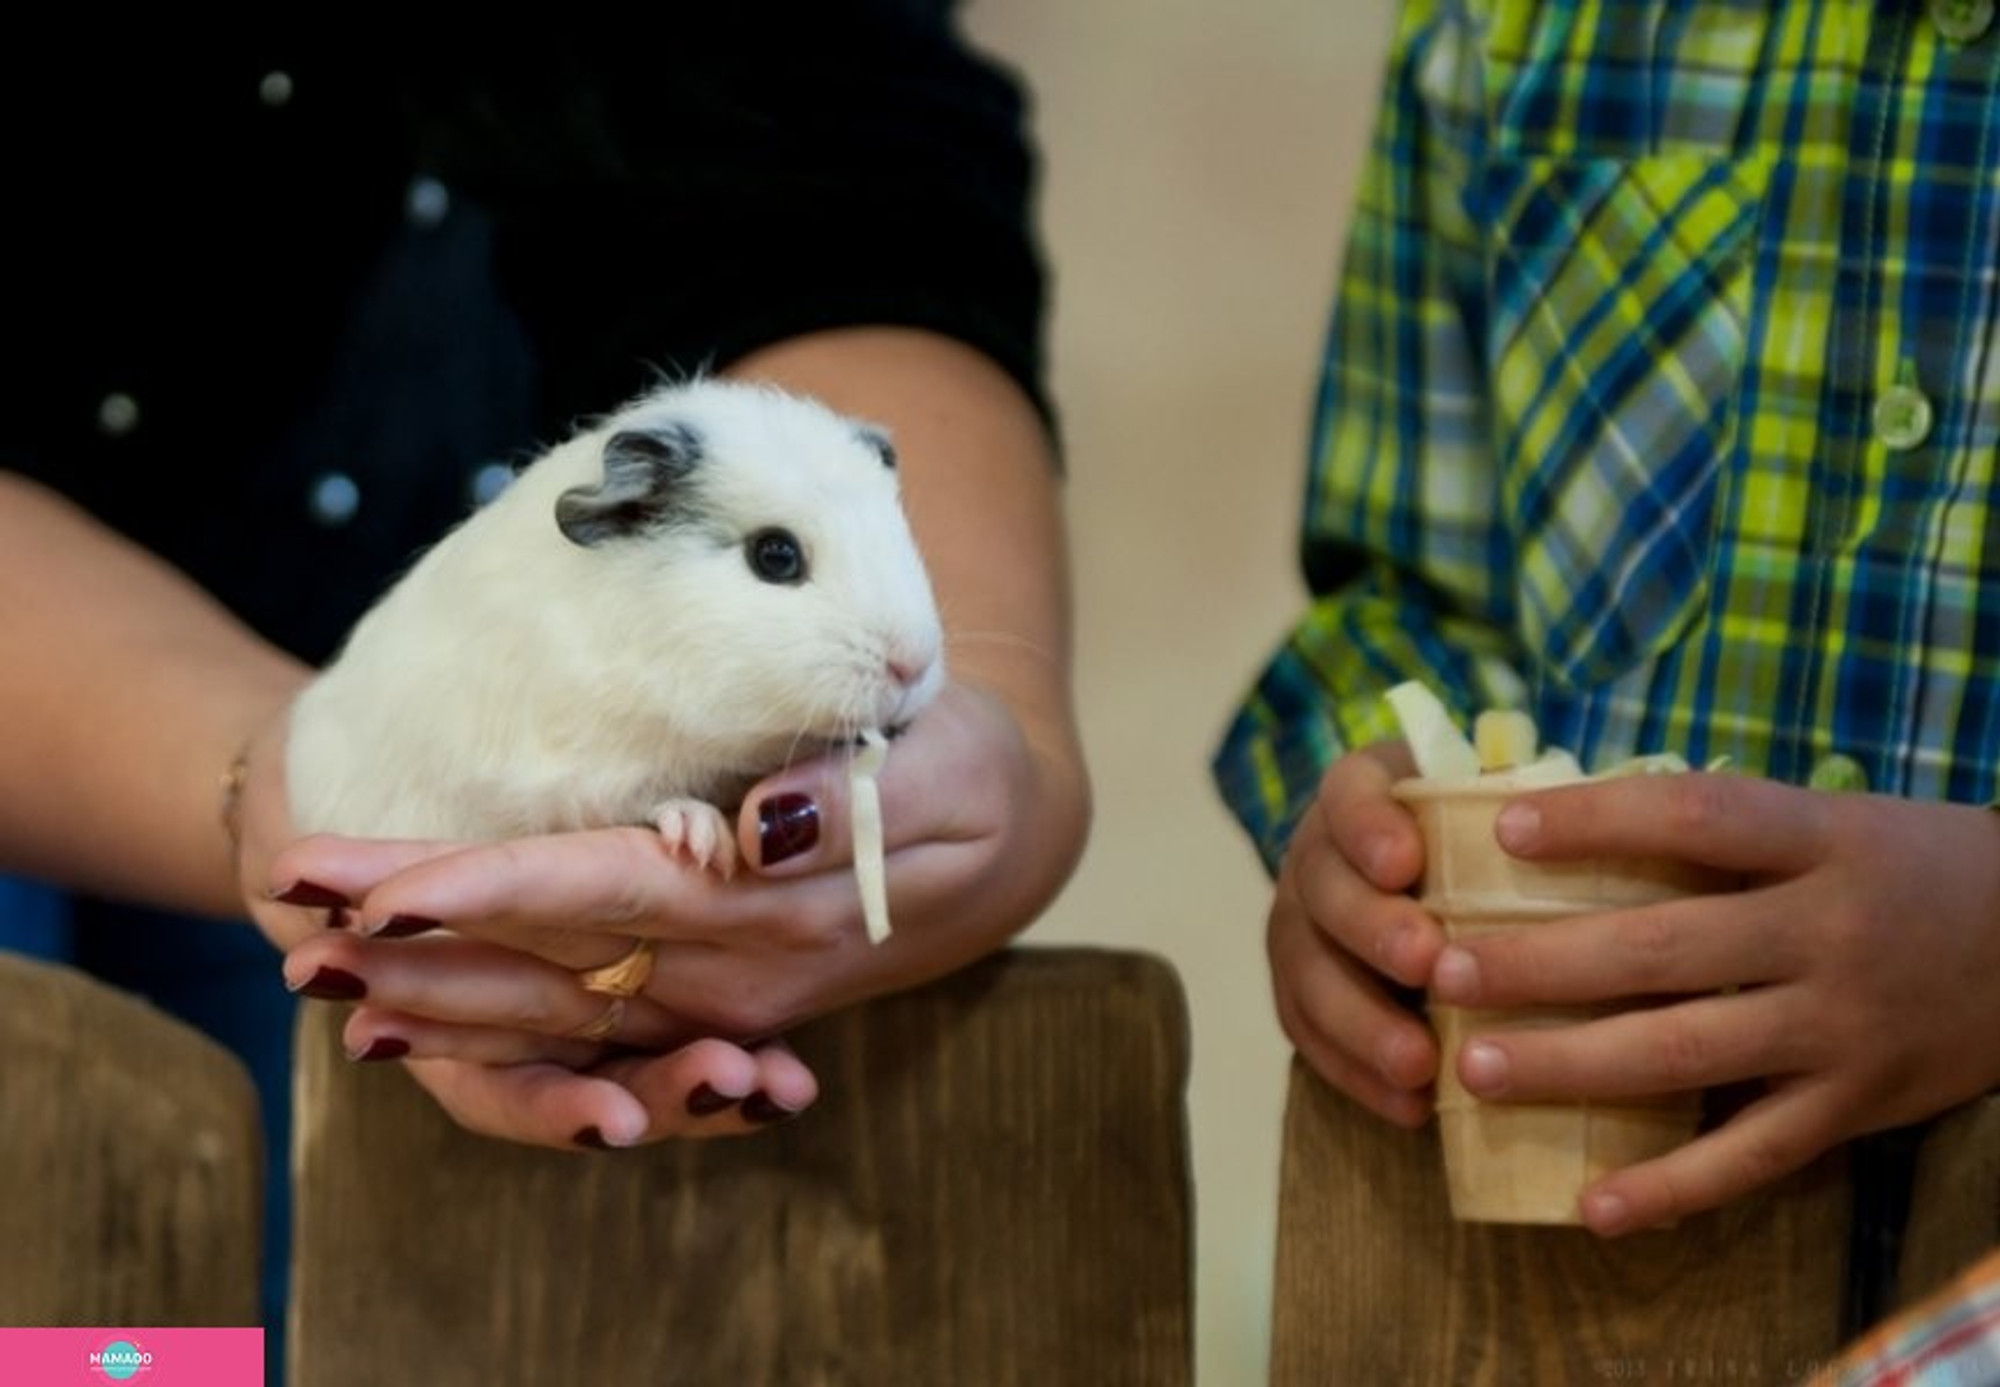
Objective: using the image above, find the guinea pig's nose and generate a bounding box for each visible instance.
[884,640,941,692]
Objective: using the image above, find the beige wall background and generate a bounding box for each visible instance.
[959,3,1398,1382]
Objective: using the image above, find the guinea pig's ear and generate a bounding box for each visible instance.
[855,424,897,471]
[555,422,704,547]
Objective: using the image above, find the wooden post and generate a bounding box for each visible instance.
[0,953,262,1327]
[1270,1059,1857,1386]
[289,947,1194,1387]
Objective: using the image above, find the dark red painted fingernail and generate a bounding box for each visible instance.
[273,880,351,908]
[739,1092,798,1125]
[373,915,441,939]
[758,794,819,865]
[292,967,367,1001]
[686,1083,736,1117]
[349,1036,410,1062]
[572,1126,612,1151]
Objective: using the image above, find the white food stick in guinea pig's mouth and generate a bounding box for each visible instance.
[285,378,945,943]
[850,730,892,945]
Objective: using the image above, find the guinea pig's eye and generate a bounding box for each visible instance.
[745,527,808,585]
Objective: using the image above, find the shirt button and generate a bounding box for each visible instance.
[468,461,517,507]
[1931,0,1994,44]
[97,392,141,438]
[1873,381,1934,452]
[1808,754,1869,794]
[307,471,361,528]
[259,70,295,107]
[406,176,451,230]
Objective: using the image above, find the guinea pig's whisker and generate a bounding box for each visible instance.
[778,728,818,773]
[944,628,1058,663]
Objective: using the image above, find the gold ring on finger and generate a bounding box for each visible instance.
[567,997,626,1043]
[575,938,656,998]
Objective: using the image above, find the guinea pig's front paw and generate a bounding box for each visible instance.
[651,798,737,879]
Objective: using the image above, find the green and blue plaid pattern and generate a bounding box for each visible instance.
[1215,0,2000,872]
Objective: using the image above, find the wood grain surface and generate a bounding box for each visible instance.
[1898,1094,2000,1304]
[1270,1059,1857,1387]
[289,945,1193,1387]
[0,952,262,1327]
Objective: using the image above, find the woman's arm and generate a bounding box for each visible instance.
[0,470,306,927]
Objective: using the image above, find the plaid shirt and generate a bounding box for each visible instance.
[1811,1247,2000,1386]
[1213,0,2000,872]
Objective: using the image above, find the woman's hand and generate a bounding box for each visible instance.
[1428,774,2000,1235]
[234,701,810,1147]
[264,677,1087,1147]
[1268,738,1447,1129]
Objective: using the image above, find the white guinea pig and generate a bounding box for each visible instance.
[285,379,945,872]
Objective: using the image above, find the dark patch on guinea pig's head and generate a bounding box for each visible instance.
[555,420,705,547]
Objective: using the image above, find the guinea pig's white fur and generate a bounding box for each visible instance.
[286,379,944,854]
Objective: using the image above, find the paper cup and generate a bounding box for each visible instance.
[1393,776,1728,1224]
